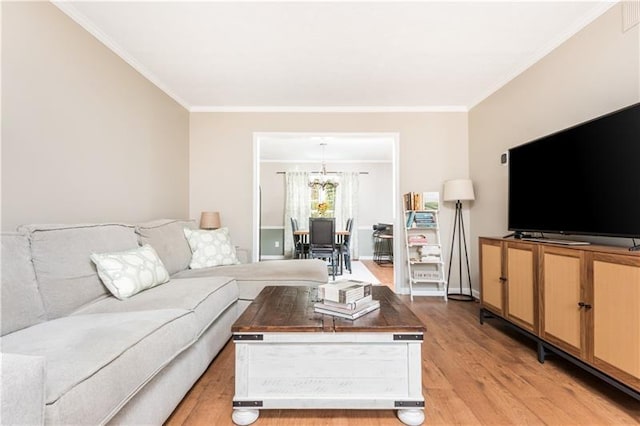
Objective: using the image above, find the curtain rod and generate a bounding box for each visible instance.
[276,171,369,175]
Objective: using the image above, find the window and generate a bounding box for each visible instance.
[309,181,337,217]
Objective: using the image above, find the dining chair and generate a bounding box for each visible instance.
[341,218,353,273]
[290,217,308,259]
[308,217,340,279]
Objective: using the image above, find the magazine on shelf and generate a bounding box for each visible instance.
[414,212,435,225]
[403,192,414,210]
[414,211,435,220]
[407,210,437,228]
[403,192,425,211]
[406,211,416,228]
[318,280,373,304]
[409,234,429,244]
[413,193,422,211]
[314,300,381,320]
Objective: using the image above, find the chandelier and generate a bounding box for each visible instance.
[308,142,339,190]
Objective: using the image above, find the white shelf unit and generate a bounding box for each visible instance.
[404,208,447,301]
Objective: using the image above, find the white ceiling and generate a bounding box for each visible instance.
[55,1,616,112]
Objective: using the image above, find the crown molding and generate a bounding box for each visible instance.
[54,1,465,113]
[52,1,191,111]
[468,1,618,109]
[54,0,613,114]
[190,105,468,113]
[261,159,392,164]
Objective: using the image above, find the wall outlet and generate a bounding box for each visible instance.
[274,241,280,248]
[501,152,508,165]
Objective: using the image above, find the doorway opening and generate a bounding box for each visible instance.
[252,132,401,291]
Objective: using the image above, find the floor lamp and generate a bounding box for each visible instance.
[443,179,475,301]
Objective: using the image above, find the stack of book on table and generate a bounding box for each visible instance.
[315,280,380,320]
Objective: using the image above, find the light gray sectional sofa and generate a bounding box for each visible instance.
[0,219,328,425]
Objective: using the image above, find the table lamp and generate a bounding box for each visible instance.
[200,211,221,230]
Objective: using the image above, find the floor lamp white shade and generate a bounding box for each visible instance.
[443,179,475,202]
[443,179,475,301]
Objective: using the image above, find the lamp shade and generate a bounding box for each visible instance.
[443,179,475,202]
[200,211,221,229]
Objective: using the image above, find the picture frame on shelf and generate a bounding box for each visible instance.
[422,192,439,210]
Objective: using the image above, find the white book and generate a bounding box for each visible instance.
[314,297,377,315]
[318,280,373,304]
[319,294,373,311]
[314,300,381,320]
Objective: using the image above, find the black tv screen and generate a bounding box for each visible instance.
[508,102,640,239]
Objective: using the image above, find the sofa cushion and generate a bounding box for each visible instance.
[172,259,329,300]
[19,223,139,319]
[183,227,241,269]
[1,309,198,425]
[135,219,196,276]
[90,244,170,300]
[0,353,46,426]
[74,276,239,337]
[1,233,47,336]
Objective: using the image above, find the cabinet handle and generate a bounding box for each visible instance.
[499,276,507,282]
[578,302,592,310]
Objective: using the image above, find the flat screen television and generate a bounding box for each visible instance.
[508,102,640,241]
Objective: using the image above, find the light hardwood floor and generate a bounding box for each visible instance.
[360,259,395,288]
[166,264,639,425]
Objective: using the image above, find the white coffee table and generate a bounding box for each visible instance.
[231,286,426,426]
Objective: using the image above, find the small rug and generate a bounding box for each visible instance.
[331,260,381,284]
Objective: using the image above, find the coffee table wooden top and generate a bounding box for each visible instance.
[232,285,425,334]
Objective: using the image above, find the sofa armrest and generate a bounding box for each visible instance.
[1,352,45,425]
[235,247,250,264]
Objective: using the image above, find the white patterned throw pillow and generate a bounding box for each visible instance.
[183,227,241,269]
[90,244,170,300]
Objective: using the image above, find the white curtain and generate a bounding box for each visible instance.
[335,172,359,259]
[284,171,311,258]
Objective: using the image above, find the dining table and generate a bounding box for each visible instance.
[293,229,350,245]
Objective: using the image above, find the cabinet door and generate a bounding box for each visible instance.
[592,253,640,391]
[480,239,504,315]
[541,246,585,358]
[505,243,536,333]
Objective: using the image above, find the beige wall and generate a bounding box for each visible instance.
[1,2,190,231]
[190,112,468,292]
[469,3,640,291]
[7,1,632,297]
